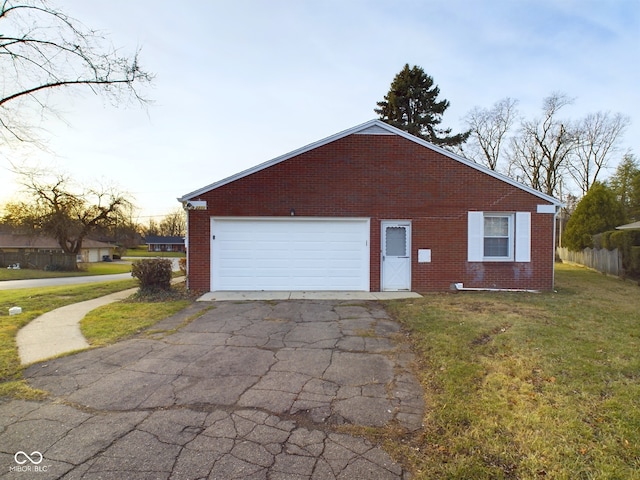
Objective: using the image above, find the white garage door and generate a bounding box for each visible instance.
[210,218,370,291]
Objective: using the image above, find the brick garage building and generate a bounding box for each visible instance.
[179,120,561,293]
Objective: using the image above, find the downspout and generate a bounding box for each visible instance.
[452,283,540,294]
[180,200,190,290]
[185,210,189,290]
[552,207,557,290]
[179,198,207,291]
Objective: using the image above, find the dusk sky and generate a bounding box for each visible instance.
[2,0,638,220]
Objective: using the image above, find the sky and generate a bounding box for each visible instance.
[1,0,639,221]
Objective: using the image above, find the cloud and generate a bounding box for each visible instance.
[2,0,638,216]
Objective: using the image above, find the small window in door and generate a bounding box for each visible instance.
[385,226,407,256]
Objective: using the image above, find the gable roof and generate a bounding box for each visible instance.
[145,235,185,245]
[178,119,562,206]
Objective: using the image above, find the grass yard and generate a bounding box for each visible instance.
[0,262,132,281]
[0,280,138,397]
[80,299,192,346]
[385,263,640,479]
[0,279,197,399]
[125,246,185,258]
[1,262,638,477]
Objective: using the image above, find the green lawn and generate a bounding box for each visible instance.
[2,263,639,478]
[125,246,185,258]
[0,262,132,281]
[0,279,196,399]
[0,280,138,397]
[81,299,195,346]
[385,263,640,479]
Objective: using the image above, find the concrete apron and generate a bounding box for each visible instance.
[198,291,423,301]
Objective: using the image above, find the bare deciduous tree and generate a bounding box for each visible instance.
[465,92,632,201]
[569,111,630,195]
[463,97,519,171]
[144,209,186,238]
[5,167,133,254]
[508,93,577,197]
[158,208,186,237]
[0,0,152,143]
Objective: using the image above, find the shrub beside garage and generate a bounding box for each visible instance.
[131,258,172,292]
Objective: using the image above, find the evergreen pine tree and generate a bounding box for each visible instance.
[608,153,640,221]
[375,64,469,147]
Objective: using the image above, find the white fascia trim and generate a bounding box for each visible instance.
[179,119,563,207]
[375,122,562,207]
[178,120,382,202]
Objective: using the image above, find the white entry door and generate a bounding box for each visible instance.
[381,221,411,291]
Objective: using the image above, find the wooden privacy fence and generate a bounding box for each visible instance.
[0,251,77,270]
[557,247,621,276]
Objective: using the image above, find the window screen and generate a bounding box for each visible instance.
[484,216,510,257]
[385,226,407,256]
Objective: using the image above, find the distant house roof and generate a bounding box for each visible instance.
[145,236,185,245]
[0,234,113,249]
[616,221,640,230]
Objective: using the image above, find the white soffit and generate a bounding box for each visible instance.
[354,124,394,135]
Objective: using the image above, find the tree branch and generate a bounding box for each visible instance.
[0,0,153,143]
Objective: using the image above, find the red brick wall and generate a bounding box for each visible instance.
[186,134,556,292]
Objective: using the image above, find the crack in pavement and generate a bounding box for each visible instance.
[1,300,424,479]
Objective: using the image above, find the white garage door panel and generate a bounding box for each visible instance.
[211,218,370,291]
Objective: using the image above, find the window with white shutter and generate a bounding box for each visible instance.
[467,211,531,262]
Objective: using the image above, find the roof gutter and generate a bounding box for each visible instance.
[452,283,540,294]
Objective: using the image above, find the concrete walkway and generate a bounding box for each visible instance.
[16,276,187,365]
[16,288,138,365]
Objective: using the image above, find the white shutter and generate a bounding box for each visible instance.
[515,212,531,262]
[468,212,484,262]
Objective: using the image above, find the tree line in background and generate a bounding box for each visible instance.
[0,167,186,254]
[377,64,633,200]
[462,93,630,199]
[0,0,637,265]
[377,64,639,264]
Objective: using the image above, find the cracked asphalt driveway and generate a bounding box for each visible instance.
[0,300,424,479]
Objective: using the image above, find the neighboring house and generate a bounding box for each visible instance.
[178,119,562,293]
[145,235,186,253]
[0,234,115,263]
